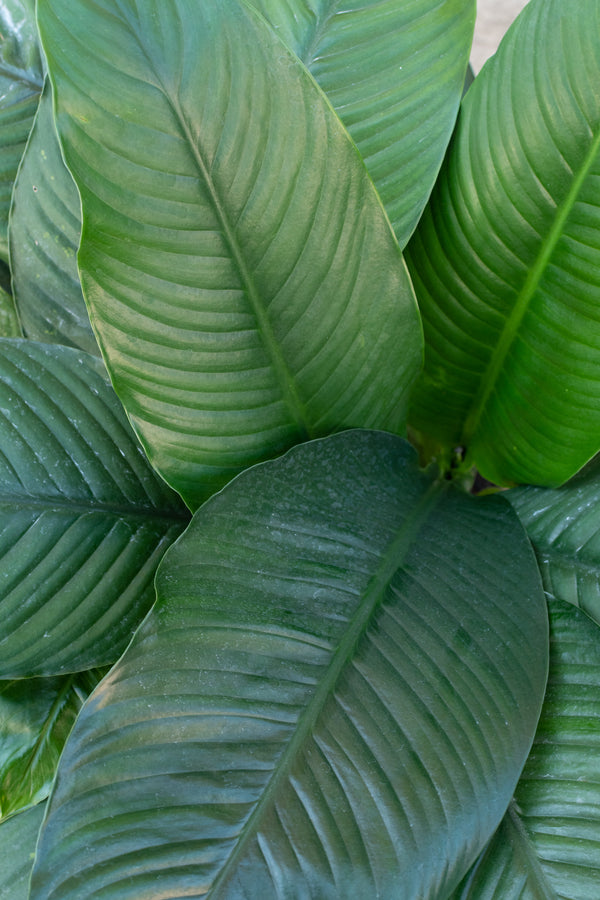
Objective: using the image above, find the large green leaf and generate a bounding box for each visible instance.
[247,0,475,248]
[0,671,104,819]
[0,0,43,261]
[37,0,422,511]
[9,80,96,354]
[451,599,600,899]
[406,0,600,487]
[508,456,600,627]
[0,802,45,900]
[0,339,189,678]
[30,430,548,899]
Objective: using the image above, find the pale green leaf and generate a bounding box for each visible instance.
[247,0,475,247]
[37,0,422,510]
[406,0,600,486]
[451,599,600,900]
[30,430,548,899]
[10,80,96,354]
[0,339,189,678]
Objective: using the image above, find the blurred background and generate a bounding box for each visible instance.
[471,0,529,72]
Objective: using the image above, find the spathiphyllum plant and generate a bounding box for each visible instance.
[1,0,599,897]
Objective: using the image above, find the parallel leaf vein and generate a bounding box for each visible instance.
[462,122,600,446]
[208,476,447,895]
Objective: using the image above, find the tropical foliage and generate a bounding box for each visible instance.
[1,0,600,897]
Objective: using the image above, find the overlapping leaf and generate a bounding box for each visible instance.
[0,339,189,678]
[406,0,600,486]
[451,599,600,899]
[0,802,45,900]
[0,0,43,261]
[509,456,600,627]
[10,81,96,354]
[0,671,104,819]
[0,269,20,336]
[30,430,548,899]
[248,0,475,248]
[37,0,422,510]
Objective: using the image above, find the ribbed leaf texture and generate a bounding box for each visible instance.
[508,456,600,628]
[37,0,422,510]
[0,339,189,677]
[29,430,548,900]
[0,802,45,900]
[248,0,475,248]
[10,81,96,354]
[451,599,600,899]
[0,671,104,819]
[0,0,43,261]
[406,0,600,487]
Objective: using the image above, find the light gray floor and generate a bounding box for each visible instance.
[471,0,529,72]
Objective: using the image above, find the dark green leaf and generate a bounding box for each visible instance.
[37,0,422,510]
[0,802,45,900]
[0,266,20,336]
[0,671,104,819]
[0,339,189,678]
[248,0,475,247]
[406,0,600,486]
[508,456,600,627]
[0,0,44,261]
[30,430,548,899]
[10,81,96,354]
[451,599,600,899]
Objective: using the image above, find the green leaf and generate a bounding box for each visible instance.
[0,802,45,900]
[0,671,104,819]
[508,457,600,628]
[247,0,475,248]
[406,0,600,487]
[0,0,44,261]
[10,80,96,354]
[0,261,21,336]
[30,430,548,899]
[0,339,189,678]
[450,599,600,899]
[37,0,422,510]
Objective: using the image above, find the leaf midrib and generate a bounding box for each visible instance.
[299,0,342,68]
[169,90,313,441]
[209,474,447,897]
[0,675,77,821]
[461,125,600,448]
[91,2,315,441]
[505,801,559,900]
[0,494,189,522]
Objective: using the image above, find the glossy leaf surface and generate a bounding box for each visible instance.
[10,81,96,354]
[407,0,600,486]
[30,430,548,899]
[0,0,43,261]
[508,457,600,628]
[0,339,189,678]
[37,0,422,510]
[0,802,45,900]
[0,671,103,819]
[248,0,475,247]
[451,599,600,899]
